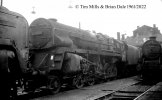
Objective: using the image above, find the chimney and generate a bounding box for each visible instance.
[137,26,139,29]
[121,34,125,40]
[117,32,120,40]
[149,36,156,41]
[152,24,158,35]
[49,18,57,22]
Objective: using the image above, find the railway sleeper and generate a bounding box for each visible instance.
[111,92,142,100]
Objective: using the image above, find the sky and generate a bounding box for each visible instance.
[2,0,162,38]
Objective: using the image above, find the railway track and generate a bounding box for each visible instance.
[17,76,162,100]
[95,81,162,100]
[29,76,140,100]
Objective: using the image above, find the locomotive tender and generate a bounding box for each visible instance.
[140,36,162,79]
[0,6,141,98]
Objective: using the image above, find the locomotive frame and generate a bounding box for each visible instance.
[27,44,122,92]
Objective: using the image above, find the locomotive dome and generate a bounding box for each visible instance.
[29,18,100,49]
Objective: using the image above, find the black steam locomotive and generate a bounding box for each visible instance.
[140,36,162,79]
[0,6,141,98]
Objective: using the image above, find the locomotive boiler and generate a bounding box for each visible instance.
[28,18,114,51]
[140,36,162,79]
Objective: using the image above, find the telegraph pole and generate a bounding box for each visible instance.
[1,0,3,6]
[79,22,81,29]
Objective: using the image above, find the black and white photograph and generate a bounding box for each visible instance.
[1,0,162,100]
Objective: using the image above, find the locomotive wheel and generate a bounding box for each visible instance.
[112,64,118,78]
[73,75,84,89]
[105,63,117,78]
[87,77,95,86]
[47,76,61,94]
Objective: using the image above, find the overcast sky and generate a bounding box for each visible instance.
[3,0,162,38]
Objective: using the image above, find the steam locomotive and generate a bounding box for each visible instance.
[0,6,141,98]
[0,6,28,99]
[140,36,162,79]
